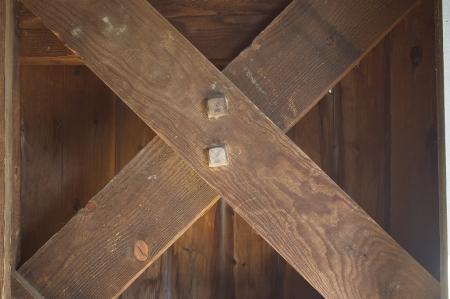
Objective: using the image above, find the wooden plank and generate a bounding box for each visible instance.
[276,94,334,299]
[168,65,230,299]
[18,0,291,65]
[390,0,440,280]
[222,94,333,299]
[0,0,19,296]
[24,135,220,298]
[114,99,166,299]
[11,270,42,299]
[19,66,64,265]
[223,201,278,299]
[335,38,390,229]
[8,0,20,271]
[436,0,448,296]
[170,201,222,298]
[61,66,116,225]
[18,0,439,298]
[19,29,82,65]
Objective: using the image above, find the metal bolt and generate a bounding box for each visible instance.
[83,202,96,213]
[208,145,229,167]
[206,95,228,119]
[134,240,148,262]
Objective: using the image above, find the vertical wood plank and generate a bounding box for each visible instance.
[61,66,116,224]
[115,98,166,299]
[436,0,448,296]
[8,0,19,271]
[168,64,223,299]
[390,0,440,279]
[11,270,42,299]
[170,203,222,298]
[223,202,278,299]
[19,66,63,265]
[0,0,19,295]
[335,38,390,229]
[278,94,334,299]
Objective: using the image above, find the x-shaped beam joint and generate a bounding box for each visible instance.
[16,0,439,298]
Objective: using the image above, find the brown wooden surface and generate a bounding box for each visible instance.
[18,0,439,298]
[11,270,42,299]
[19,29,81,65]
[8,0,20,272]
[336,39,390,230]
[18,0,291,65]
[276,94,334,299]
[115,99,166,299]
[436,0,448,296]
[61,66,116,225]
[389,0,440,279]
[0,0,20,296]
[20,66,64,265]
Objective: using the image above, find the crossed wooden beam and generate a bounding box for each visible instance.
[1,0,441,298]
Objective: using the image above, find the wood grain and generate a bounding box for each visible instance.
[18,0,291,65]
[19,66,64,266]
[222,94,334,299]
[170,202,222,298]
[0,0,19,296]
[18,0,439,298]
[435,0,448,296]
[19,29,81,65]
[115,98,165,299]
[390,0,440,279]
[8,0,20,271]
[22,135,220,299]
[61,66,116,225]
[11,270,42,299]
[335,39,390,229]
[276,94,334,299]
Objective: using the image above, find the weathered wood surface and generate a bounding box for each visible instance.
[18,0,291,65]
[436,0,448,296]
[18,0,439,298]
[0,0,19,297]
[114,98,166,299]
[389,0,440,279]
[336,39,390,230]
[8,0,20,271]
[11,270,42,299]
[19,66,64,265]
[62,66,116,225]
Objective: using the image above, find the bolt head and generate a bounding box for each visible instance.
[83,202,96,213]
[134,240,148,262]
[206,96,228,119]
[208,145,229,167]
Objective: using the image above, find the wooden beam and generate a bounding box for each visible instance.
[11,271,43,299]
[0,0,20,297]
[436,0,448,297]
[18,0,291,65]
[18,0,438,298]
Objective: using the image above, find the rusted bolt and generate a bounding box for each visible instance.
[208,145,229,167]
[206,95,228,119]
[83,202,96,213]
[134,240,148,262]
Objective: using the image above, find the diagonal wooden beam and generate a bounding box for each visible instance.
[17,0,291,65]
[18,0,439,298]
[11,271,42,299]
[0,0,20,298]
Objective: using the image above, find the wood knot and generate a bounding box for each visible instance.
[83,202,96,213]
[326,36,335,46]
[410,45,423,68]
[134,240,148,262]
